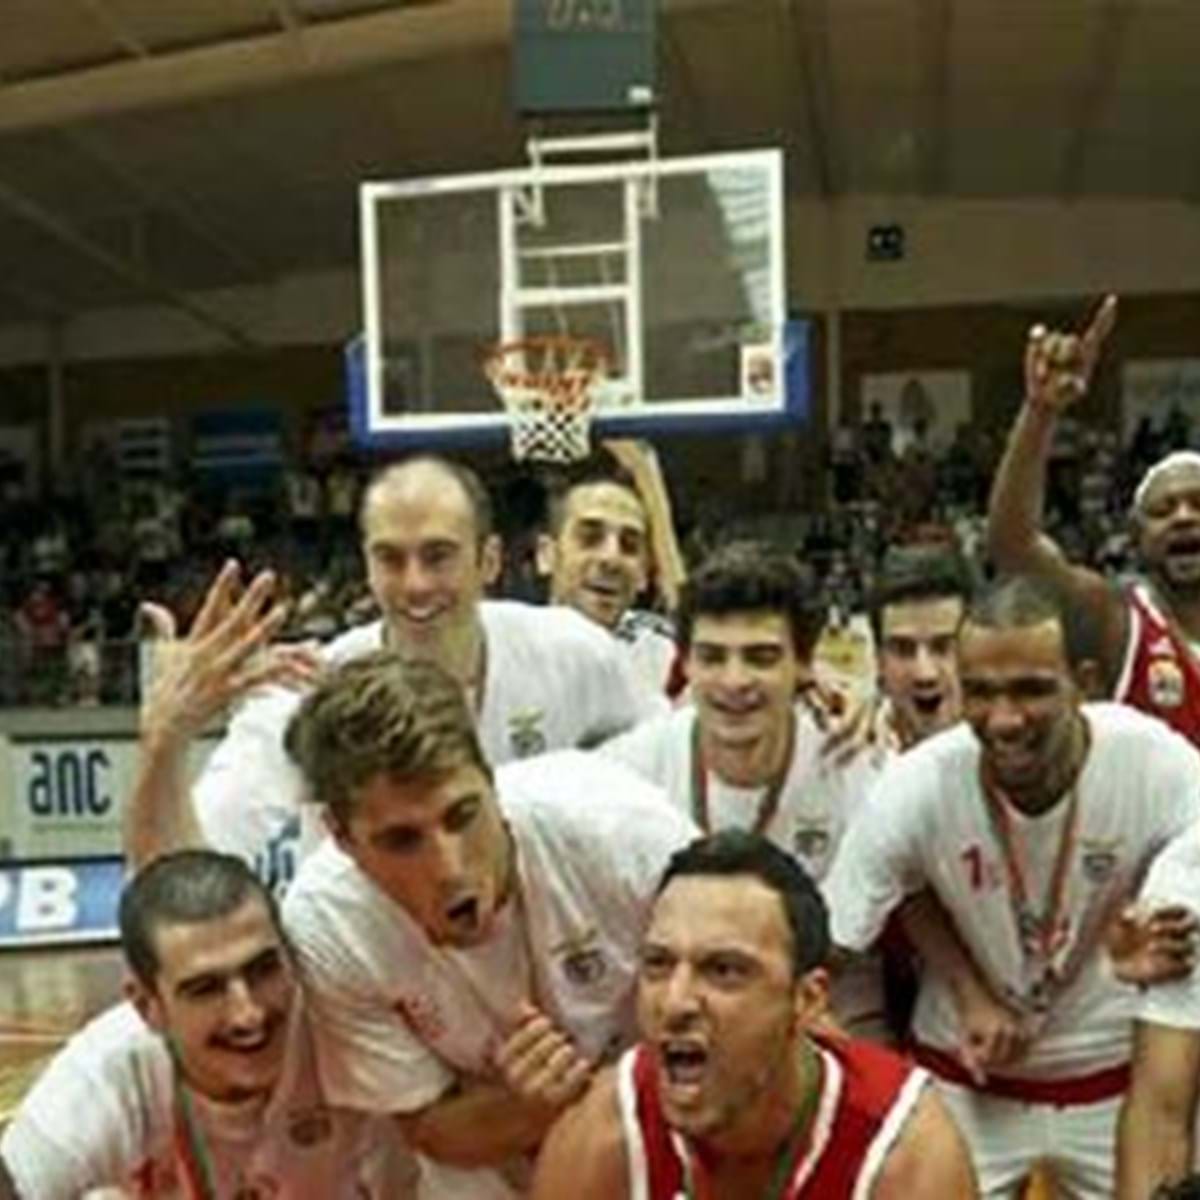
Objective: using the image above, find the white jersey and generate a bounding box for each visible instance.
[192,600,654,890]
[0,998,385,1200]
[602,703,884,1031]
[612,608,677,704]
[281,750,697,1200]
[826,703,1200,1079]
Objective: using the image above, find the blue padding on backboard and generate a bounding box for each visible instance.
[345,318,811,453]
[0,856,123,948]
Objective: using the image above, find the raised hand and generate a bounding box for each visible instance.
[1107,901,1198,987]
[1024,294,1117,415]
[140,559,320,742]
[493,1003,593,1113]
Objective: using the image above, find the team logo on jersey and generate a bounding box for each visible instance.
[1080,839,1121,883]
[394,991,447,1043]
[793,824,831,862]
[553,928,609,986]
[508,708,548,758]
[288,1105,334,1148]
[1149,656,1185,709]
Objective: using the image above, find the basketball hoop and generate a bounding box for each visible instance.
[482,335,612,464]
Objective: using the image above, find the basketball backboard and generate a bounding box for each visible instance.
[348,147,808,451]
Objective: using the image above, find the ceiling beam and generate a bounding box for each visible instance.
[76,0,152,60]
[917,0,953,195]
[58,126,269,279]
[781,0,841,198]
[661,18,716,151]
[0,179,258,348]
[1059,0,1133,199]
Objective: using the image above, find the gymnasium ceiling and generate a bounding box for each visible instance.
[0,0,1195,343]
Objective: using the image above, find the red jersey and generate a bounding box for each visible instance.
[616,1033,927,1199]
[1114,583,1200,748]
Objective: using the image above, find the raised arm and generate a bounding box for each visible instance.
[126,561,315,869]
[986,296,1117,586]
[604,439,686,612]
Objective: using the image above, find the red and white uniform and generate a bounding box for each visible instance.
[615,1033,927,1199]
[1114,582,1200,747]
[282,751,697,1200]
[193,600,658,893]
[603,705,886,1034]
[0,998,387,1199]
[825,703,1200,1197]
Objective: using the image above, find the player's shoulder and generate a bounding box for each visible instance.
[23,1002,168,1106]
[283,835,372,922]
[1086,700,1200,763]
[498,750,694,845]
[487,600,618,658]
[532,1068,627,1200]
[320,620,385,667]
[869,720,976,800]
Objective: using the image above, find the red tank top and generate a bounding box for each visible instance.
[617,1033,925,1199]
[1114,583,1200,748]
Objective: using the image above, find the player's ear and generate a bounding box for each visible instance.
[792,966,831,1032]
[480,534,504,588]
[534,532,557,580]
[1071,657,1105,701]
[125,974,166,1034]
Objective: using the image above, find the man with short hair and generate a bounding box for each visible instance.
[826,573,1200,1197]
[988,294,1200,747]
[537,442,683,700]
[603,540,969,1038]
[869,543,973,752]
[279,649,698,1199]
[132,455,656,885]
[0,850,390,1199]
[530,830,977,1198]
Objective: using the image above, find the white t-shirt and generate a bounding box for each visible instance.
[612,609,677,704]
[192,600,656,891]
[0,998,386,1199]
[826,703,1200,1078]
[281,750,697,1200]
[1134,821,1200,1032]
[602,703,884,1031]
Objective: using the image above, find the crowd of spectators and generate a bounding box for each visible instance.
[0,398,1191,708]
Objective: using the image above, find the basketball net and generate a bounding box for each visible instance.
[482,334,612,464]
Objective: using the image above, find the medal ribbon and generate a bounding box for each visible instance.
[979,763,1084,982]
[689,711,796,836]
[169,1046,220,1200]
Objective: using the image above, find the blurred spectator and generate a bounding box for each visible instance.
[860,401,893,466]
[15,581,70,706]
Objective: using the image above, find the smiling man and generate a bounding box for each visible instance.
[133,455,657,893]
[988,295,1200,749]
[602,541,893,1034]
[530,830,976,1199]
[0,850,389,1199]
[278,649,697,1200]
[826,574,1200,1198]
[537,446,682,702]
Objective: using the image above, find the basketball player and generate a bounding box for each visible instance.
[602,540,972,1037]
[277,649,698,1200]
[131,455,658,884]
[537,441,683,700]
[988,294,1200,747]
[1115,821,1200,1196]
[530,831,977,1198]
[826,574,1200,1197]
[0,850,390,1199]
